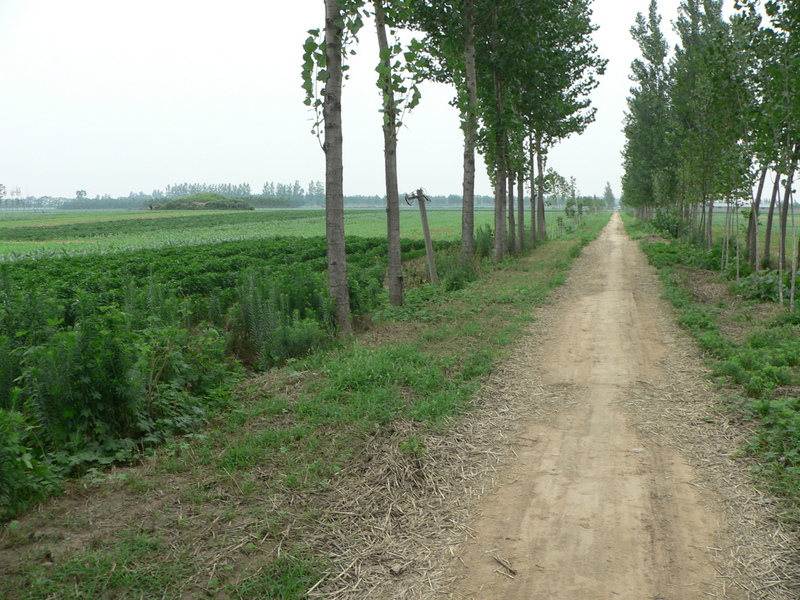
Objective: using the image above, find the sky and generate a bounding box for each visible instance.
[0,0,692,200]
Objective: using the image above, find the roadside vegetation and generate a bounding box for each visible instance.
[0,210,609,599]
[623,212,800,516]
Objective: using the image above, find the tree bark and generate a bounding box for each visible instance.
[460,0,477,261]
[324,0,352,336]
[764,172,781,270]
[374,0,403,306]
[536,133,547,239]
[780,142,800,271]
[494,166,507,262]
[491,11,507,263]
[508,172,516,255]
[492,71,507,262]
[517,168,525,253]
[529,132,537,244]
[747,167,767,272]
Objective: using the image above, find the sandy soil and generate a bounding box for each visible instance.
[449,213,742,600]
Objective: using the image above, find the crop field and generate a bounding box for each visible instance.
[0,206,577,520]
[0,208,516,259]
[0,209,611,599]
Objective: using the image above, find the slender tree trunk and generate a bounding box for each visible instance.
[536,133,547,239]
[492,72,507,261]
[790,188,797,311]
[780,142,800,271]
[491,11,507,262]
[494,168,507,262]
[706,195,714,249]
[747,167,767,272]
[529,132,537,244]
[461,0,477,261]
[764,172,781,270]
[507,172,516,255]
[323,0,351,336]
[374,1,403,306]
[517,169,525,253]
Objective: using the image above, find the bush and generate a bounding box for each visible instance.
[735,271,782,303]
[20,310,144,460]
[474,224,494,259]
[229,271,331,370]
[0,409,60,520]
[650,208,685,238]
[437,250,477,292]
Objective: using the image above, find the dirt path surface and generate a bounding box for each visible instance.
[449,213,738,599]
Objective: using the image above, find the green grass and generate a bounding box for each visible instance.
[0,211,611,599]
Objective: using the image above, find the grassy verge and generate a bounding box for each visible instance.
[621,212,800,514]
[0,212,610,599]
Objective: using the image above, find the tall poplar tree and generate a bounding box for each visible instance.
[303,0,366,335]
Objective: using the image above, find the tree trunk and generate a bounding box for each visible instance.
[460,0,477,261]
[706,196,714,249]
[529,132,537,244]
[374,0,403,307]
[536,133,547,239]
[517,169,525,253]
[764,172,781,270]
[494,166,507,262]
[323,0,352,336]
[491,12,507,262]
[747,167,767,272]
[492,69,507,262]
[780,142,800,271]
[507,172,516,255]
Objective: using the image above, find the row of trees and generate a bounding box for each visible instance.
[305,0,606,332]
[623,0,800,278]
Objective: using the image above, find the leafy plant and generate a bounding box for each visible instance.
[20,309,143,461]
[0,409,59,520]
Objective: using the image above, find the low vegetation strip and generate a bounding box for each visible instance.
[622,213,800,511]
[0,233,456,517]
[0,213,610,600]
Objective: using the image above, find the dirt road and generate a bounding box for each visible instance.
[449,213,737,599]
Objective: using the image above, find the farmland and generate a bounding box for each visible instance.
[0,207,579,520]
[0,208,503,259]
[0,208,611,598]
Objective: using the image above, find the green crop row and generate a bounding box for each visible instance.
[0,210,321,242]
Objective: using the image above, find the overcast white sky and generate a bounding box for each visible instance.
[0,1,692,200]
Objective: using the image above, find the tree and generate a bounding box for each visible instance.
[622,0,672,218]
[603,182,615,209]
[303,0,366,336]
[373,0,422,305]
[0,184,5,200]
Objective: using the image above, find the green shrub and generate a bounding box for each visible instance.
[20,310,144,459]
[735,271,782,302]
[650,208,686,238]
[744,397,800,496]
[437,250,477,292]
[474,224,494,259]
[230,271,331,370]
[0,409,60,520]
